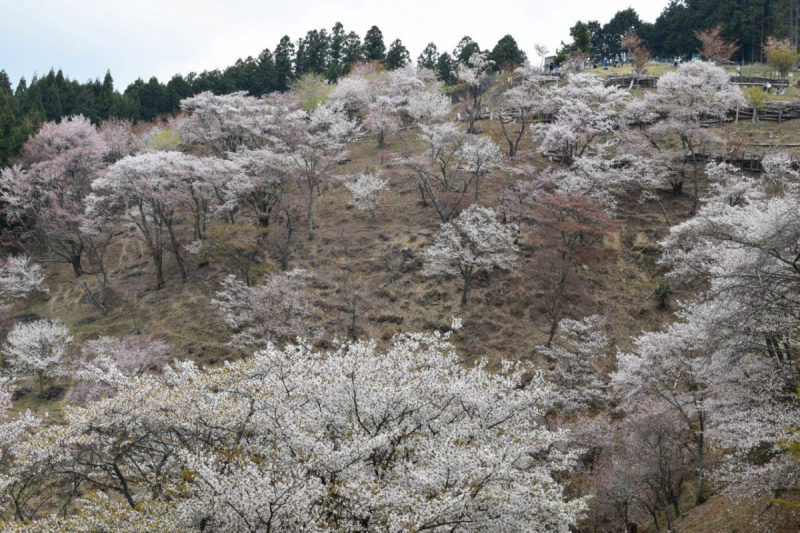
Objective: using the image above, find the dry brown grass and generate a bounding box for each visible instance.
[6,110,696,404]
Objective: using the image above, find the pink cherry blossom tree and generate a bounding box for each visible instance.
[0,116,108,277]
[212,269,312,350]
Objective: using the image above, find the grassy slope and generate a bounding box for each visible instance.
[5,83,800,530]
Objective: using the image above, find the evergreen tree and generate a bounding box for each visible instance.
[274,36,295,92]
[326,22,347,82]
[453,36,481,65]
[436,52,457,85]
[0,71,25,165]
[489,35,527,71]
[417,42,440,70]
[385,39,410,70]
[343,31,363,71]
[18,75,46,126]
[14,77,27,100]
[254,48,277,96]
[41,70,63,121]
[363,26,386,62]
[97,71,115,120]
[166,74,192,112]
[295,29,329,76]
[72,83,99,122]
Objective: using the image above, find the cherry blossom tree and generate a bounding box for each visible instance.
[557,133,674,226]
[695,25,740,64]
[539,315,609,413]
[2,329,586,530]
[528,192,613,346]
[344,171,389,227]
[364,96,401,148]
[424,206,518,305]
[265,100,359,240]
[96,152,240,288]
[651,174,800,500]
[703,161,762,207]
[621,33,651,77]
[188,224,266,286]
[613,319,714,506]
[461,134,501,200]
[178,91,276,156]
[212,269,311,350]
[328,75,370,115]
[457,52,493,134]
[99,118,142,162]
[94,152,188,289]
[394,123,473,222]
[404,87,450,123]
[69,334,172,403]
[330,65,442,131]
[227,147,289,228]
[646,60,746,214]
[535,73,628,163]
[0,116,108,277]
[491,63,554,157]
[0,377,38,522]
[3,319,71,394]
[0,255,47,303]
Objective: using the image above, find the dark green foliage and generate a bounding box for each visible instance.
[588,8,647,61]
[274,36,295,92]
[570,22,592,55]
[326,22,347,82]
[489,35,527,71]
[591,2,800,63]
[363,26,386,62]
[343,31,364,68]
[385,39,410,70]
[453,36,481,65]
[417,43,439,70]
[436,52,457,85]
[295,29,330,76]
[0,71,26,165]
[655,279,672,309]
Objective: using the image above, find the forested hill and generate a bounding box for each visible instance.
[0,25,526,165]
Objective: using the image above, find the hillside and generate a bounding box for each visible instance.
[2,60,800,531]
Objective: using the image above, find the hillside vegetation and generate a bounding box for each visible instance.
[1,57,800,532]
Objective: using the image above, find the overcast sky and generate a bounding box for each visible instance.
[1,0,666,90]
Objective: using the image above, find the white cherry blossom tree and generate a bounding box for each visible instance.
[424,206,518,305]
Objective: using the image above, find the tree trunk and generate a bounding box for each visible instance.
[154,253,165,290]
[461,274,471,306]
[307,195,315,241]
[690,151,700,215]
[70,254,83,277]
[695,418,706,505]
[166,223,187,283]
[546,310,560,348]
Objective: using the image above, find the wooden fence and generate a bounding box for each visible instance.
[729,76,789,87]
[603,76,659,89]
[684,153,800,173]
[731,101,800,122]
[603,75,790,90]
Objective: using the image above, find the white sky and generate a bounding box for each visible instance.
[0,0,666,90]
